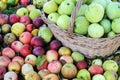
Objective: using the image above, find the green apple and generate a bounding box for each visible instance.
[100,18,111,33]
[71,51,85,62]
[88,23,104,38]
[57,14,70,30]
[16,7,29,17]
[118,76,120,80]
[74,16,90,35]
[48,12,60,24]
[102,60,118,72]
[104,71,118,80]
[43,0,58,14]
[0,1,7,11]
[58,0,75,15]
[107,31,116,37]
[29,9,41,20]
[92,59,102,66]
[92,0,107,9]
[112,18,120,33]
[38,26,53,43]
[106,2,120,20]
[58,47,71,56]
[77,4,88,17]
[33,0,47,9]
[92,74,105,80]
[85,3,104,23]
[11,23,25,36]
[1,24,11,34]
[54,0,63,4]
[77,69,91,80]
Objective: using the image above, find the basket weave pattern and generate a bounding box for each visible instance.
[41,0,120,58]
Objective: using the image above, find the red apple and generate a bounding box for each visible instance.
[19,31,32,44]
[0,14,9,25]
[60,55,73,64]
[76,60,88,70]
[0,66,6,79]
[33,17,44,28]
[48,60,62,73]
[33,47,45,56]
[9,14,20,24]
[2,47,15,58]
[4,71,18,80]
[30,36,44,47]
[26,24,35,32]
[20,16,31,26]
[11,41,23,52]
[12,56,25,66]
[20,44,32,57]
[0,56,11,67]
[88,65,103,75]
[49,39,61,50]
[46,50,59,62]
[8,61,21,74]
[20,0,30,5]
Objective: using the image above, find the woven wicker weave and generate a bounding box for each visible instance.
[41,0,120,58]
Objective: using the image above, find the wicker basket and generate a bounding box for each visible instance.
[41,0,120,58]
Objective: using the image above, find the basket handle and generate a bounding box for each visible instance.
[67,0,83,36]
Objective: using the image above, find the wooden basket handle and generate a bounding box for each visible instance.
[67,0,83,36]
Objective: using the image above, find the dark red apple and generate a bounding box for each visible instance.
[32,47,45,56]
[0,14,9,25]
[49,40,61,50]
[9,14,20,24]
[76,60,88,70]
[0,66,6,79]
[20,16,31,26]
[0,34,3,43]
[33,17,44,28]
[20,44,32,57]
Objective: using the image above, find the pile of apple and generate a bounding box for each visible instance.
[44,0,120,38]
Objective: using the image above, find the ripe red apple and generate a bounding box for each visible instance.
[46,50,59,62]
[33,17,44,28]
[12,56,25,66]
[20,0,30,4]
[0,14,9,25]
[76,60,88,70]
[48,60,62,73]
[4,71,18,80]
[20,44,32,57]
[49,39,61,50]
[33,47,45,56]
[20,16,31,26]
[88,65,103,75]
[8,61,21,74]
[19,31,32,44]
[0,56,11,67]
[9,14,20,24]
[26,24,35,32]
[11,41,23,52]
[2,47,15,58]
[60,55,73,64]
[30,36,44,47]
[0,66,6,79]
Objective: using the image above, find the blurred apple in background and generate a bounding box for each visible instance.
[20,16,31,26]
[12,56,25,66]
[0,14,8,25]
[49,39,61,50]
[2,47,15,58]
[0,1,7,11]
[9,14,20,24]
[26,4,36,12]
[4,71,18,80]
[33,47,45,56]
[1,24,11,34]
[11,41,23,52]
[0,66,6,79]
[0,56,11,67]
[20,0,30,4]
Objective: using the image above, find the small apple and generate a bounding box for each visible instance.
[12,56,25,66]
[2,47,15,58]
[21,63,34,75]
[0,1,7,11]
[48,60,62,73]
[112,18,120,33]
[26,4,36,12]
[58,46,71,56]
[31,29,39,36]
[48,12,60,23]
[25,54,37,66]
[92,59,102,66]
[76,61,88,70]
[88,65,103,75]
[33,17,44,28]
[107,31,116,37]
[46,50,59,62]
[1,24,11,34]
[20,0,30,4]
[92,74,105,80]
[0,56,11,67]
[19,31,32,44]
[0,66,6,79]
[29,9,41,20]
[9,14,20,24]
[33,47,45,56]
[16,7,29,17]
[26,24,35,32]
[20,16,31,26]
[0,14,8,25]
[11,41,23,52]
[49,39,61,50]
[43,73,59,80]
[20,44,32,57]
[38,69,50,79]
[8,61,21,74]
[4,71,18,80]
[104,71,118,80]
[60,55,73,64]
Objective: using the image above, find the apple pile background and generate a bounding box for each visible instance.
[0,0,120,80]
